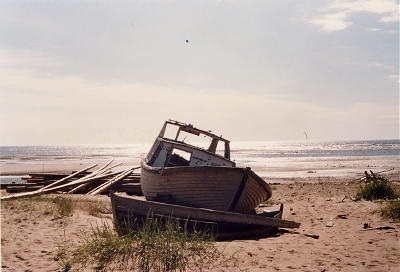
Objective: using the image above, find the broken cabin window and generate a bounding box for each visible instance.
[176,130,212,150]
[215,140,226,157]
[167,148,191,167]
[163,124,180,140]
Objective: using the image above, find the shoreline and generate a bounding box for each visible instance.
[1,155,399,182]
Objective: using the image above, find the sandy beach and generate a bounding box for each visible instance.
[2,0,398,270]
[220,180,400,272]
[1,161,399,271]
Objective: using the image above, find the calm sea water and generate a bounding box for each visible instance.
[231,139,400,160]
[0,140,398,164]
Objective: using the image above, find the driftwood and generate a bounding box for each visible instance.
[282,229,320,239]
[360,226,396,231]
[88,167,140,195]
[353,168,394,182]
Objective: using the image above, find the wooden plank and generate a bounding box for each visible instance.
[88,167,139,195]
[28,173,69,178]
[39,164,97,191]
[67,170,124,194]
[115,183,143,195]
[0,170,119,200]
[66,162,123,193]
[6,185,43,193]
[1,183,39,188]
[87,160,115,177]
[87,171,131,195]
[112,193,300,229]
[66,170,126,192]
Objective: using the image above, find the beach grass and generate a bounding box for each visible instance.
[381,200,400,221]
[57,217,223,272]
[2,195,111,219]
[75,198,112,218]
[53,196,75,217]
[356,176,398,201]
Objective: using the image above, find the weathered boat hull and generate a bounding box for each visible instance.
[140,160,272,214]
[111,193,299,237]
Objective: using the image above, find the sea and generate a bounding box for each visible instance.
[0,139,399,183]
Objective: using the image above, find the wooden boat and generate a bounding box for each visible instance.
[111,193,300,238]
[140,120,272,214]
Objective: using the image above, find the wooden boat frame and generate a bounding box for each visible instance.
[140,120,273,214]
[111,193,300,239]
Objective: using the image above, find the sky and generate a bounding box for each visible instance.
[0,0,398,145]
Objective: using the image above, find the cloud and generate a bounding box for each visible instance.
[1,60,398,144]
[310,0,399,32]
[367,28,381,32]
[310,11,352,32]
[388,74,400,84]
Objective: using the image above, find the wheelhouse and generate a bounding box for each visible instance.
[145,120,234,168]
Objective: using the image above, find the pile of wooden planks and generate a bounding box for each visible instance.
[2,173,89,193]
[1,161,143,200]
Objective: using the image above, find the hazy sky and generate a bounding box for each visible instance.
[0,0,398,145]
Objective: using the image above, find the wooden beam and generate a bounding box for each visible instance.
[38,164,97,191]
[67,170,124,194]
[66,162,123,193]
[88,167,140,195]
[1,169,120,200]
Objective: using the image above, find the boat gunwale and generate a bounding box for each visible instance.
[141,158,244,175]
[111,192,300,229]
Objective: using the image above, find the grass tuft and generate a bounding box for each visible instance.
[2,195,112,218]
[53,196,75,217]
[356,173,398,201]
[381,200,400,221]
[59,216,223,272]
[84,202,111,218]
[73,223,131,270]
[132,217,219,272]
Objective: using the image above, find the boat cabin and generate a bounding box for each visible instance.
[145,120,235,168]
